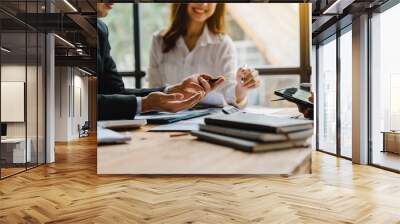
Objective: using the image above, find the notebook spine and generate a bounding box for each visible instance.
[204,118,278,133]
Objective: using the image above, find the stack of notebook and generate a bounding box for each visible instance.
[191,112,313,152]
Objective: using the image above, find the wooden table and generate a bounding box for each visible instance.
[382,131,400,155]
[97,123,312,176]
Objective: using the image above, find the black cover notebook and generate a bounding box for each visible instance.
[191,130,308,152]
[204,112,313,133]
[199,124,313,142]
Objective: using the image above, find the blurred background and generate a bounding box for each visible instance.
[101,3,303,108]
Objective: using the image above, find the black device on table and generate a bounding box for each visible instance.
[274,87,313,109]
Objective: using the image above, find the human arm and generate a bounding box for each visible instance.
[147,33,164,88]
[97,90,203,120]
[216,36,260,107]
[97,75,214,120]
[235,67,261,104]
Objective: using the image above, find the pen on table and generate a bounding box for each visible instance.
[271,98,285,102]
[170,133,189,138]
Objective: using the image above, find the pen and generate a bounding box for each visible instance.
[241,64,248,84]
[170,133,189,138]
[271,98,286,102]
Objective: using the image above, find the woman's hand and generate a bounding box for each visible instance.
[236,67,260,90]
[235,67,260,105]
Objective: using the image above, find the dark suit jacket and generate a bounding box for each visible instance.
[97,20,164,120]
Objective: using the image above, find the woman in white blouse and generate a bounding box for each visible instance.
[147,3,260,107]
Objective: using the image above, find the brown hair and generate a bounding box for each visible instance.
[162,3,226,53]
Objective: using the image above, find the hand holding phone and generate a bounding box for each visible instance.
[208,77,224,84]
[274,87,313,107]
[198,74,225,93]
[274,87,314,119]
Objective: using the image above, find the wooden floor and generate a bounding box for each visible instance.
[1,136,400,224]
[1,167,26,178]
[373,150,400,171]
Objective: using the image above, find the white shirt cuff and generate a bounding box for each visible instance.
[225,85,248,109]
[235,96,248,109]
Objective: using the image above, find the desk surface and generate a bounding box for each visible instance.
[98,108,312,175]
[1,138,26,143]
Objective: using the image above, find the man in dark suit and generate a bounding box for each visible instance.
[97,3,224,120]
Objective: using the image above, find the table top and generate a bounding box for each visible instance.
[382,131,400,134]
[97,108,312,175]
[1,138,27,143]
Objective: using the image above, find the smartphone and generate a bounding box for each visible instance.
[208,77,223,84]
[274,87,313,108]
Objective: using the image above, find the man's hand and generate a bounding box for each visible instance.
[297,92,314,119]
[166,73,225,99]
[141,92,202,113]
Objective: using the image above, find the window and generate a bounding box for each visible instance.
[316,27,353,158]
[370,2,400,171]
[102,4,136,88]
[340,29,352,158]
[101,4,134,72]
[139,3,169,72]
[317,36,337,154]
[226,3,300,68]
[0,1,46,179]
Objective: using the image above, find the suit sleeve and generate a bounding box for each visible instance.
[97,87,165,121]
[97,21,166,120]
[97,94,137,121]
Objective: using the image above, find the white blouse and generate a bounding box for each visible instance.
[147,26,238,105]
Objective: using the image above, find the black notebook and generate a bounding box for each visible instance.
[199,124,313,142]
[191,130,308,153]
[204,112,313,133]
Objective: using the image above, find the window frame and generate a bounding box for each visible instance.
[314,22,352,160]
[367,0,400,173]
[314,0,400,173]
[0,0,48,180]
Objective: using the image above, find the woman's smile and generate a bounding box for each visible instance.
[192,7,207,14]
[187,3,216,23]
